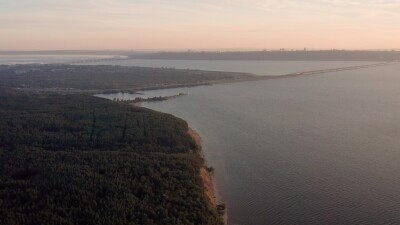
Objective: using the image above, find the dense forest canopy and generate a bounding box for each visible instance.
[0,90,195,153]
[0,89,222,225]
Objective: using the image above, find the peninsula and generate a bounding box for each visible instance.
[0,89,224,225]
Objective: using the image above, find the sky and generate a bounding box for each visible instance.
[1,0,400,51]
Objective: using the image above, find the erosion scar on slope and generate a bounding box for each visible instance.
[188,127,217,208]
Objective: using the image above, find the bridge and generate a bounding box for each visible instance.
[282,60,400,77]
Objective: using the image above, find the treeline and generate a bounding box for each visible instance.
[0,90,195,153]
[0,64,251,91]
[129,50,400,61]
[114,93,187,103]
[0,89,222,225]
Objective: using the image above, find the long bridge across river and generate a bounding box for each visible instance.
[281,60,400,77]
[64,57,400,81]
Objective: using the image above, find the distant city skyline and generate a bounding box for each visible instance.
[1,0,400,51]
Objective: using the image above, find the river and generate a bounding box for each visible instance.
[100,63,400,224]
[83,59,376,76]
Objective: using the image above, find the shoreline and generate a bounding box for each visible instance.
[187,127,227,224]
[16,59,400,95]
[187,128,217,206]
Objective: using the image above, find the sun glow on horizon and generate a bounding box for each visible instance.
[1,0,400,51]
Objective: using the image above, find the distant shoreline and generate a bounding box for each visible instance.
[12,60,400,96]
[140,60,400,90]
[129,50,400,62]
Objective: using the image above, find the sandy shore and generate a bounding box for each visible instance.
[187,127,227,224]
[187,128,217,205]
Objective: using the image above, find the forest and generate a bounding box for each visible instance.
[0,89,223,225]
[0,64,252,92]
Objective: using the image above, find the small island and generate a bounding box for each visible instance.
[113,92,188,103]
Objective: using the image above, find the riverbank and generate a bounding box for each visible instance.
[100,60,400,96]
[10,60,400,96]
[187,127,227,224]
[115,93,187,103]
[187,128,217,205]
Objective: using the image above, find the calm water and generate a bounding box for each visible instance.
[101,64,400,224]
[0,54,114,65]
[2,55,378,76]
[84,59,376,75]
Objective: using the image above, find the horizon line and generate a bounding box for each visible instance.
[1,48,400,53]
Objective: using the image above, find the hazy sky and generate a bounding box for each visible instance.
[1,0,400,51]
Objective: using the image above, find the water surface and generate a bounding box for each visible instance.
[112,64,400,224]
[5,54,400,224]
[84,59,376,75]
[0,54,114,65]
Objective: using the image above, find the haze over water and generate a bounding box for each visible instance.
[83,59,376,76]
[130,64,400,224]
[0,55,114,65]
